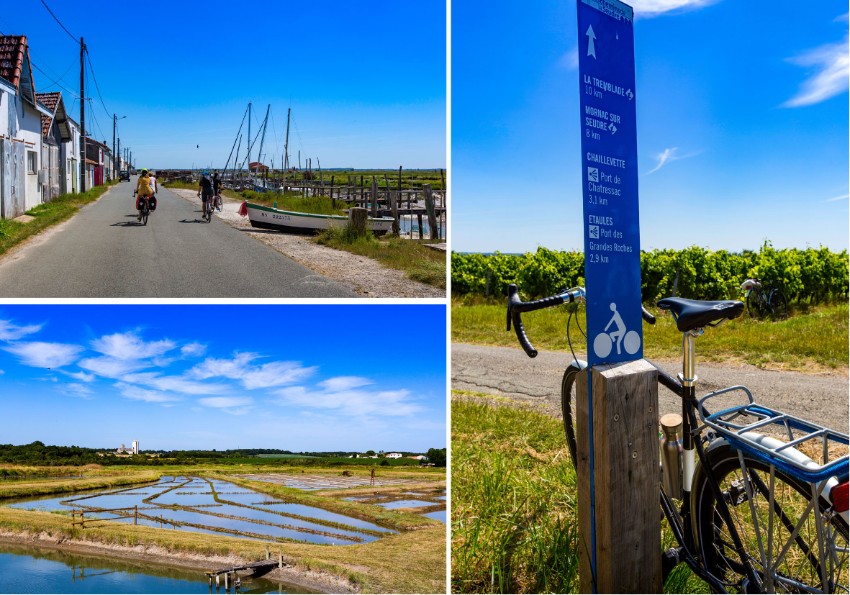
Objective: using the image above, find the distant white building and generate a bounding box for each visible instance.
[386,452,402,459]
[116,440,139,455]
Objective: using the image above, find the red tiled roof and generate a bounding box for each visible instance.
[36,91,60,111]
[0,35,28,89]
[36,92,63,137]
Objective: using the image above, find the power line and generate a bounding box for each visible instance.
[38,0,79,44]
[85,50,111,119]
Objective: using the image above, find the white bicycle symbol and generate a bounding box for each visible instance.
[593,302,641,358]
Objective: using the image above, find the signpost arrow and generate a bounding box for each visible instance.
[586,25,597,59]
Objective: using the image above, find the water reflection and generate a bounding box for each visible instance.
[0,542,312,593]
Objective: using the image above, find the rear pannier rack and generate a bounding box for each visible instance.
[698,386,849,484]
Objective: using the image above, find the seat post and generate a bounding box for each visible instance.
[681,330,701,389]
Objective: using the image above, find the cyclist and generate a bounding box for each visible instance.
[197,171,214,217]
[135,169,154,221]
[148,170,157,194]
[212,171,222,211]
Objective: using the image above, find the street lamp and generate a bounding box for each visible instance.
[113,114,126,178]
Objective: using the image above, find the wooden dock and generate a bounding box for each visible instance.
[205,552,287,588]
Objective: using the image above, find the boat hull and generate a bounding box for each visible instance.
[244,202,394,236]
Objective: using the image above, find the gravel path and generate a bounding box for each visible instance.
[170,189,444,298]
[452,342,849,432]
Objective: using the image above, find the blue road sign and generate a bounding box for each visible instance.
[578,0,642,367]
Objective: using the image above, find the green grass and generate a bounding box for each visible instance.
[317,226,446,289]
[451,393,709,594]
[0,182,117,256]
[452,298,849,371]
[452,395,580,593]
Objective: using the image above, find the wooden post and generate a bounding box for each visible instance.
[278,552,283,568]
[265,545,270,560]
[331,175,335,208]
[424,184,438,240]
[224,572,229,590]
[416,214,424,239]
[134,505,137,525]
[349,207,368,237]
[576,360,660,593]
[371,178,378,217]
[390,190,400,235]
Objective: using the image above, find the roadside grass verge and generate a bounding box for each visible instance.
[0,182,117,257]
[451,298,849,371]
[452,394,580,593]
[317,227,446,289]
[451,392,708,594]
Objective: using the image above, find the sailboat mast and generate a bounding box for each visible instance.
[247,102,252,173]
[284,107,291,191]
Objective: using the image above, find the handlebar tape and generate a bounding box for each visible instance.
[506,284,568,358]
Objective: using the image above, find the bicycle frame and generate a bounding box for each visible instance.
[506,284,765,591]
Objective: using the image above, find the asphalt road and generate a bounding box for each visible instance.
[0,180,355,298]
[452,343,849,432]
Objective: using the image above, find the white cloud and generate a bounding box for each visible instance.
[78,356,151,378]
[824,193,849,203]
[116,382,182,404]
[180,342,207,357]
[630,0,719,18]
[191,353,317,389]
[122,372,227,396]
[319,376,373,391]
[646,147,679,174]
[559,48,579,70]
[3,342,83,368]
[274,385,420,417]
[198,396,253,416]
[65,370,96,382]
[783,35,849,107]
[62,383,94,399]
[91,332,176,361]
[0,320,42,341]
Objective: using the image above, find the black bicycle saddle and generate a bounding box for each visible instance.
[657,297,744,333]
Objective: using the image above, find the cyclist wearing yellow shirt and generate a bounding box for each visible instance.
[135,169,154,221]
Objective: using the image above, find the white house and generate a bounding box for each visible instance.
[386,452,403,459]
[0,35,51,216]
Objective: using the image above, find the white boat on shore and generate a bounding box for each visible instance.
[240,201,394,235]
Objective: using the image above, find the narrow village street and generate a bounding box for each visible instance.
[0,179,356,297]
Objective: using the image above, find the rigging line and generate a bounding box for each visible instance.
[38,0,79,44]
[85,50,111,119]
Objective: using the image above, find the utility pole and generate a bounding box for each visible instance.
[112,115,125,177]
[117,137,120,172]
[79,37,86,192]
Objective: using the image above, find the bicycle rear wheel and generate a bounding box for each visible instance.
[560,364,582,469]
[746,291,763,319]
[691,441,848,593]
[769,290,788,320]
[142,207,148,226]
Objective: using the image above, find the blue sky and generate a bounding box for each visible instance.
[453,0,849,253]
[3,1,446,170]
[0,305,446,452]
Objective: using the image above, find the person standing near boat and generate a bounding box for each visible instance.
[197,171,214,215]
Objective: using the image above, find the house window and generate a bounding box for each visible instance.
[27,150,37,174]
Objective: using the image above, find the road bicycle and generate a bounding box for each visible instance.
[741,278,788,320]
[506,283,848,593]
